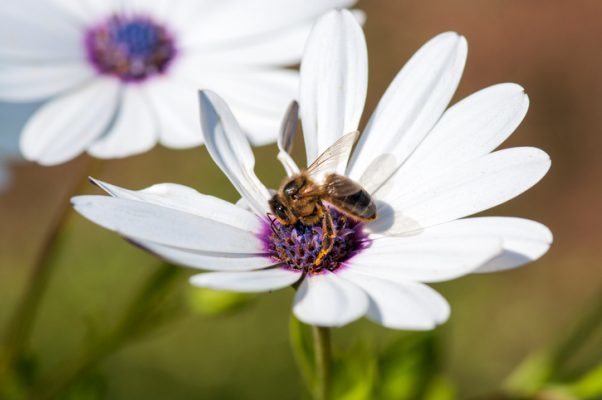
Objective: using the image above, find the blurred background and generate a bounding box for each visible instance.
[1,0,601,398]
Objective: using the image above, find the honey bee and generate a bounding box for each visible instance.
[269,103,377,266]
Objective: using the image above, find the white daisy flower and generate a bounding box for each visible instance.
[0,0,358,165]
[72,10,552,329]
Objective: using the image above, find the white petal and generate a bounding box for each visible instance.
[0,2,84,62]
[88,87,157,158]
[20,79,120,165]
[235,197,253,212]
[347,236,501,283]
[131,240,274,271]
[190,268,301,293]
[89,180,275,271]
[123,0,175,19]
[173,62,298,145]
[145,78,203,149]
[188,22,311,67]
[0,64,93,102]
[410,217,552,273]
[300,9,368,168]
[226,104,284,146]
[72,196,263,253]
[178,66,299,145]
[198,90,271,216]
[179,0,358,48]
[131,0,224,41]
[277,101,301,176]
[375,147,551,234]
[50,0,114,24]
[78,0,122,20]
[348,32,467,183]
[293,272,368,327]
[398,83,530,181]
[206,69,298,118]
[339,270,450,330]
[180,8,364,68]
[88,179,262,232]
[277,151,300,177]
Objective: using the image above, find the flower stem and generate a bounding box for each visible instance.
[1,159,100,378]
[312,325,332,400]
[550,292,602,369]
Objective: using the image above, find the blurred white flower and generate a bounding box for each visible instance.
[0,0,358,165]
[72,10,552,329]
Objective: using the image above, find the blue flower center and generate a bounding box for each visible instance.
[85,15,176,82]
[263,209,369,275]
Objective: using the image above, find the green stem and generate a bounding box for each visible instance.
[28,263,182,400]
[312,325,332,400]
[551,292,602,371]
[1,158,100,379]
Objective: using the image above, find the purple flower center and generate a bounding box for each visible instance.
[263,208,370,275]
[85,15,177,82]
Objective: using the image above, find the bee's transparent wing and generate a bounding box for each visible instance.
[306,130,360,182]
[277,101,300,176]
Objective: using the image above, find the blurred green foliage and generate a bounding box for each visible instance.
[506,296,602,400]
[331,342,377,400]
[187,288,256,317]
[291,316,458,400]
[375,332,445,399]
[564,364,602,399]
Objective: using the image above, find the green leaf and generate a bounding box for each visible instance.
[63,372,108,400]
[560,363,602,399]
[186,287,255,316]
[424,375,456,400]
[331,342,377,400]
[504,352,555,396]
[377,332,440,400]
[0,352,38,400]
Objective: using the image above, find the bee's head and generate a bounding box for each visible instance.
[269,194,296,225]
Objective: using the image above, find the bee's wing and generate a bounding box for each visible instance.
[277,101,300,176]
[305,130,360,182]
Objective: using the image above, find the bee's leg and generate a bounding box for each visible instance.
[266,213,283,239]
[315,207,337,266]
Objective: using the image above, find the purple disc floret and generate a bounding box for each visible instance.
[262,208,371,275]
[85,15,177,82]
